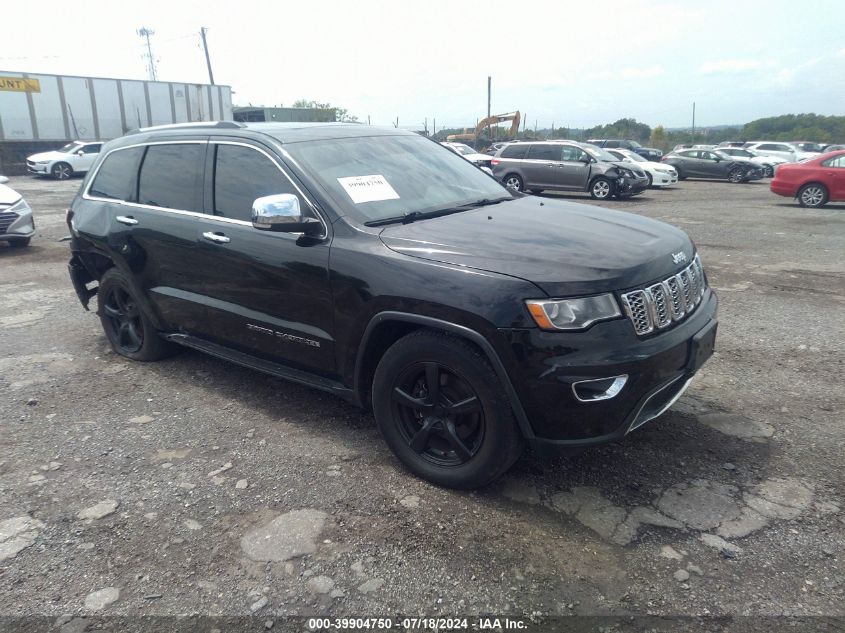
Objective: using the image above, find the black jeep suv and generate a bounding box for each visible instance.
[67,122,718,489]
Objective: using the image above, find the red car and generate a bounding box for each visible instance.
[770,150,845,208]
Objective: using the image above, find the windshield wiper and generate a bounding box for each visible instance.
[363,197,511,227]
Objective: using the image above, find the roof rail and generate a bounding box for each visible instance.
[126,121,246,135]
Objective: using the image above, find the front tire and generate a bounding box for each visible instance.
[503,173,523,192]
[646,173,653,188]
[798,183,828,208]
[763,164,775,178]
[590,177,612,200]
[97,268,178,361]
[372,330,524,489]
[727,166,745,183]
[51,162,73,180]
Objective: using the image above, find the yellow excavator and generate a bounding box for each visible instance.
[446,111,521,143]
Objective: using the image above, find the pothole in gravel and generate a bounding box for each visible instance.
[0,352,78,389]
[240,509,328,562]
[0,515,45,561]
[499,476,836,548]
[0,282,66,328]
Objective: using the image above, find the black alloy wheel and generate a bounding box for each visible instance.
[391,360,485,467]
[102,285,145,354]
[372,330,524,488]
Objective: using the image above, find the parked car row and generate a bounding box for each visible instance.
[489,140,651,200]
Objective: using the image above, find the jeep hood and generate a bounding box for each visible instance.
[378,196,693,296]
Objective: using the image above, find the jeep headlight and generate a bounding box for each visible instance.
[526,294,621,331]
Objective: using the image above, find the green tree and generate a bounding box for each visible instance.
[291,99,359,123]
[649,125,668,150]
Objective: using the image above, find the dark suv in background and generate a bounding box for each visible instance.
[491,140,649,199]
[67,122,717,489]
[588,139,663,161]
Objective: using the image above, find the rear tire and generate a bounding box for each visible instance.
[798,183,828,208]
[503,173,523,192]
[97,268,178,361]
[372,330,524,489]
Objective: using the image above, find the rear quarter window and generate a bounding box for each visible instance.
[500,144,528,159]
[88,146,144,201]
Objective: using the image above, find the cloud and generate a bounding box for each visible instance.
[699,59,764,74]
[620,66,665,79]
[837,48,845,57]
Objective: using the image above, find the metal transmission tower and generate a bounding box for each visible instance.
[137,27,158,81]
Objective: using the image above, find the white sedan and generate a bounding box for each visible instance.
[26,140,103,180]
[607,148,678,187]
[440,142,494,170]
[0,176,35,247]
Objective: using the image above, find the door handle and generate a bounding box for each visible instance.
[202,231,230,244]
[115,215,138,226]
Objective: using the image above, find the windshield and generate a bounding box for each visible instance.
[286,135,511,223]
[59,142,82,154]
[628,140,642,148]
[620,151,645,162]
[451,144,476,156]
[582,143,622,162]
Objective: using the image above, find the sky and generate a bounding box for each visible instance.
[2,0,843,131]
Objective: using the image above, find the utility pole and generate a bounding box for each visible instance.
[137,27,158,81]
[367,115,371,125]
[199,27,215,85]
[433,118,436,137]
[691,102,696,141]
[423,117,428,136]
[487,76,491,121]
[394,117,399,128]
[551,121,555,139]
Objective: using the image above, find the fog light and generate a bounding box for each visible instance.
[572,375,628,402]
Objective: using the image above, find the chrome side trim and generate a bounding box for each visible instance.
[571,374,628,403]
[627,375,693,433]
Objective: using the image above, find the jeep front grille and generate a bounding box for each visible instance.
[620,255,706,335]
[0,211,19,235]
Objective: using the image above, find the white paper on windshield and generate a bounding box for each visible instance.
[337,174,400,204]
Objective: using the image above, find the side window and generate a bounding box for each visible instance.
[526,145,561,161]
[758,144,777,151]
[561,146,587,162]
[500,144,528,159]
[88,146,144,201]
[679,151,697,158]
[823,156,845,168]
[82,144,102,154]
[138,144,205,212]
[213,144,302,222]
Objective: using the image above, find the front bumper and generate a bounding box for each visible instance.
[26,161,49,174]
[0,209,35,241]
[498,289,718,452]
[651,172,678,186]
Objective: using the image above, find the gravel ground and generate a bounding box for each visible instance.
[0,175,843,631]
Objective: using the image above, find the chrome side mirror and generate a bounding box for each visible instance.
[251,194,321,235]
